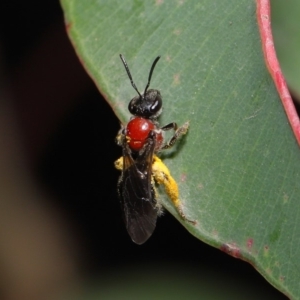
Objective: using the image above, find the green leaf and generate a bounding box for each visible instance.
[61,0,300,298]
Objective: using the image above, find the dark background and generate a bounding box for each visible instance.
[0,1,288,299]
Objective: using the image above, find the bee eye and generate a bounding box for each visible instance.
[150,98,161,113]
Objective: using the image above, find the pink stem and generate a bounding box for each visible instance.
[257,0,300,145]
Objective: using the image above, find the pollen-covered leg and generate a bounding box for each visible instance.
[114,157,123,170]
[161,121,190,150]
[152,155,196,224]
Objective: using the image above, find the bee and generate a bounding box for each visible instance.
[115,54,195,244]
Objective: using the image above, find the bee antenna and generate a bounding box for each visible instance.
[120,54,142,97]
[144,56,161,95]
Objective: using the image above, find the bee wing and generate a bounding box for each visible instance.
[119,134,157,244]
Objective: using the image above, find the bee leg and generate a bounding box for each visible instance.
[160,122,178,131]
[152,155,196,225]
[160,121,189,150]
[151,177,164,216]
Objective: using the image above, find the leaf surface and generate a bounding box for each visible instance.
[61,0,300,297]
